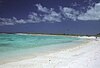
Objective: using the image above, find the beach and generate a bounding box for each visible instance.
[0,36,100,68]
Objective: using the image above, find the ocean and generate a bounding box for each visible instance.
[0,34,83,64]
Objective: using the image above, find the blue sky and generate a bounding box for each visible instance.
[0,0,100,35]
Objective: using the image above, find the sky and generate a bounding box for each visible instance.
[0,0,100,35]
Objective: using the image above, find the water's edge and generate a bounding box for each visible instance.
[0,34,88,64]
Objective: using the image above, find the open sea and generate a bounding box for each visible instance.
[0,34,84,64]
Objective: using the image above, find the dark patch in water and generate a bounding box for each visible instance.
[0,44,11,47]
[61,41,72,43]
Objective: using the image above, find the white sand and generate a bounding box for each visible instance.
[0,37,100,68]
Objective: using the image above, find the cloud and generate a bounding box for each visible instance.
[43,11,62,23]
[78,3,100,20]
[0,18,15,25]
[0,17,26,25]
[27,12,42,23]
[0,3,100,25]
[60,6,79,21]
[28,6,62,23]
[35,4,49,13]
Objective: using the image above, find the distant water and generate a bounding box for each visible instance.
[0,34,83,64]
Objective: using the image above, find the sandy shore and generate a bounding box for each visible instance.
[0,37,100,68]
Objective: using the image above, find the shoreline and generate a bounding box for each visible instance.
[0,36,88,65]
[0,33,98,37]
[0,36,99,68]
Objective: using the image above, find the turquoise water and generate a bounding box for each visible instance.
[0,34,82,64]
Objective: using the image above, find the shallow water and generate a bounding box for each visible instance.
[0,34,83,64]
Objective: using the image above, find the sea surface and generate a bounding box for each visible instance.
[0,34,84,64]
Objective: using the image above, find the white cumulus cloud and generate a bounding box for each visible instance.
[0,17,27,25]
[27,12,42,23]
[60,6,79,21]
[42,11,62,23]
[78,3,100,20]
[35,4,49,13]
[0,18,15,25]
[0,2,100,25]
